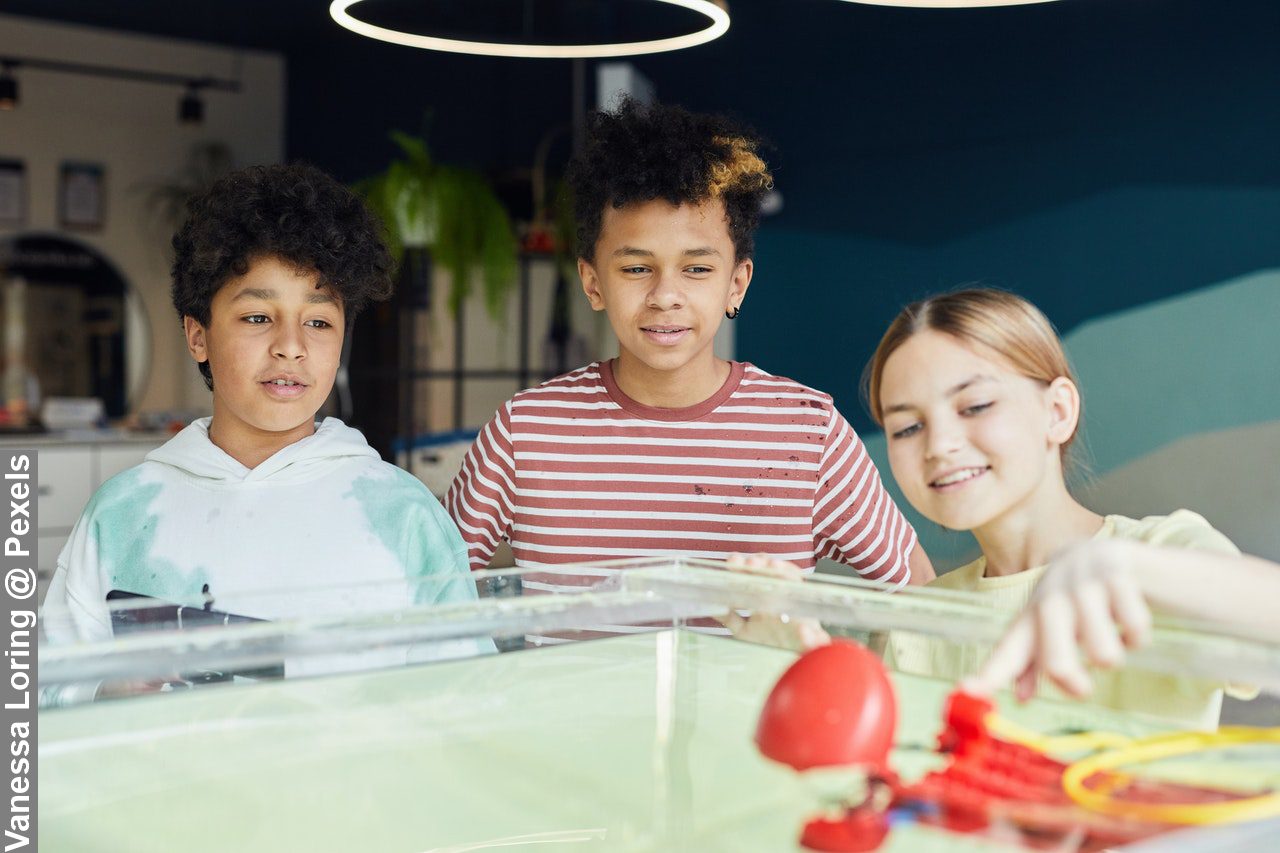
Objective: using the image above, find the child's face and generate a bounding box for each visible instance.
[579,198,751,378]
[878,330,1075,533]
[184,255,344,450]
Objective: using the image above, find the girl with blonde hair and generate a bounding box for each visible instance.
[867,288,1253,728]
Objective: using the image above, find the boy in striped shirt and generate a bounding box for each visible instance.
[446,99,933,593]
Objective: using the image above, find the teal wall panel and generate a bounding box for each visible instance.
[1069,269,1280,475]
[743,187,1280,436]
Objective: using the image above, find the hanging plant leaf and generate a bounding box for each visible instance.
[357,130,517,320]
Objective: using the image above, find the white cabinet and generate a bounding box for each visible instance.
[13,438,167,581]
[97,445,155,484]
[37,536,66,575]
[35,447,95,530]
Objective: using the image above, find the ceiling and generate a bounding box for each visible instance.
[5,1,1279,241]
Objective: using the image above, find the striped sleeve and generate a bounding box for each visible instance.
[445,401,518,570]
[811,408,917,587]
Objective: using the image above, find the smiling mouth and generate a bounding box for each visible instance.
[930,466,990,489]
[641,326,689,335]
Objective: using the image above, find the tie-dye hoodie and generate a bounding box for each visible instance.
[42,417,481,652]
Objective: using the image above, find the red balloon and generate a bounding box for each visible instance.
[756,639,897,772]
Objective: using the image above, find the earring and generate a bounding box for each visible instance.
[725,306,740,319]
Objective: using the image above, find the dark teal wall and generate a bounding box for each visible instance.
[17,1,1280,434]
[640,0,1280,433]
[742,186,1280,432]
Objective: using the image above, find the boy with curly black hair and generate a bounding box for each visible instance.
[448,100,932,632]
[43,164,482,664]
[171,162,395,393]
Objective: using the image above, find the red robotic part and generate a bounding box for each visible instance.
[799,805,890,853]
[755,639,897,773]
[760,676,1254,852]
[937,689,994,759]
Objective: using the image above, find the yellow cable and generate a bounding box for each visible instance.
[980,711,1280,825]
[1060,726,1280,825]
[986,714,1133,754]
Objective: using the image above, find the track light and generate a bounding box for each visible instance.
[0,64,16,110]
[179,85,204,125]
[0,56,238,123]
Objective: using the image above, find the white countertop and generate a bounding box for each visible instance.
[0,429,172,447]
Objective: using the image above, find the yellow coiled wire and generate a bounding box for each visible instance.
[985,712,1280,825]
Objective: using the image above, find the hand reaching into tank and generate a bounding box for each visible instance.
[965,539,1280,701]
[965,540,1151,701]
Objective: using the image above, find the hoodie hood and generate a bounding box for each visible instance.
[146,417,381,485]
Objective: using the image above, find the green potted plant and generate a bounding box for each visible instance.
[140,141,235,246]
[358,131,518,318]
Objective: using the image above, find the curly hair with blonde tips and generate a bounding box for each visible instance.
[707,135,773,198]
[567,98,773,262]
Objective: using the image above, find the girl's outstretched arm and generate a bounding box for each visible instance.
[965,539,1280,700]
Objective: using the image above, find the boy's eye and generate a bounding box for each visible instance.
[621,266,650,275]
[304,318,333,329]
[960,402,994,416]
[244,314,270,325]
[891,422,922,440]
[686,265,713,275]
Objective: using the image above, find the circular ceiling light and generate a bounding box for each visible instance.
[840,1,1057,6]
[329,0,731,59]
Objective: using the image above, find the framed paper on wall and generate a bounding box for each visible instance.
[59,161,106,230]
[0,159,24,226]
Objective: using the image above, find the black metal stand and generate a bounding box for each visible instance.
[395,252,551,471]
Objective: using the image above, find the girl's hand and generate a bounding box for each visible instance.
[719,553,831,651]
[965,539,1153,701]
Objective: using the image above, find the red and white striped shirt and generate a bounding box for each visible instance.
[446,361,917,587]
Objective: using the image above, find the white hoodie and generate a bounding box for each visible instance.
[42,418,482,656]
